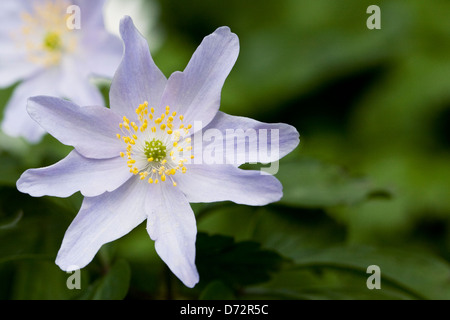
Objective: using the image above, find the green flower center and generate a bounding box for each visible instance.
[117,102,194,186]
[43,31,62,51]
[144,139,167,162]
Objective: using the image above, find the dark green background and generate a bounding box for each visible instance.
[0,0,449,299]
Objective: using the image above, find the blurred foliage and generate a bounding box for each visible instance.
[1,0,450,299]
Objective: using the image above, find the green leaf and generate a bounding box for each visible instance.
[292,246,450,300]
[0,186,82,299]
[240,208,450,300]
[11,260,82,300]
[0,210,23,230]
[196,233,285,288]
[277,158,391,208]
[199,280,236,300]
[82,259,131,300]
[244,267,416,300]
[251,208,346,262]
[0,187,73,262]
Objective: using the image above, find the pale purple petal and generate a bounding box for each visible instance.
[0,2,39,87]
[0,2,41,86]
[0,1,30,31]
[27,96,123,159]
[80,31,123,79]
[176,164,283,206]
[72,0,107,29]
[110,16,167,119]
[1,70,59,143]
[56,177,148,271]
[202,111,300,166]
[145,184,199,288]
[158,27,239,131]
[17,150,132,198]
[58,57,105,106]
[0,56,40,88]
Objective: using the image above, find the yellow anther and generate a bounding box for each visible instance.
[123,116,130,124]
[148,178,153,184]
[185,138,191,143]
[127,159,136,164]
[172,111,177,117]
[130,140,136,145]
[178,147,184,152]
[168,116,174,122]
[186,146,192,151]
[160,124,166,130]
[161,175,166,182]
[161,159,167,165]
[166,105,170,111]
[120,152,125,158]
[173,182,177,187]
[148,157,154,162]
[132,134,138,140]
[119,123,123,129]
[187,124,192,129]
[116,134,121,139]
[140,172,148,179]
[170,169,176,175]
[179,115,184,121]
[173,142,178,147]
[190,155,195,159]
[182,167,187,174]
[151,107,155,113]
[167,130,173,135]
[152,127,157,133]
[179,124,185,129]
[155,179,159,184]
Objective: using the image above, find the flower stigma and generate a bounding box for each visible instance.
[118,102,194,187]
[43,31,63,51]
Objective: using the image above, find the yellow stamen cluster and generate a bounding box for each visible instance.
[13,0,77,66]
[118,102,194,187]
